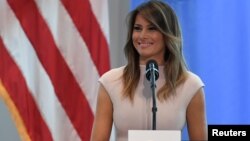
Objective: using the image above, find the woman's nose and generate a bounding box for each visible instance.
[139,30,148,38]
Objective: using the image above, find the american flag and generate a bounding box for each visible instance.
[0,0,110,141]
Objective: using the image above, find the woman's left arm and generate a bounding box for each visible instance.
[186,87,208,140]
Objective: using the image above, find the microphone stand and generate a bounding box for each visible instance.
[150,65,157,130]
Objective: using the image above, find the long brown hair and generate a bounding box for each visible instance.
[123,0,187,101]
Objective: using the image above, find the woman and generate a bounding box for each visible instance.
[91,0,207,141]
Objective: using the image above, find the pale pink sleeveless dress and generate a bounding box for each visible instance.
[99,65,204,141]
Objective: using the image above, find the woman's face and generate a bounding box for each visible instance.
[132,14,165,65]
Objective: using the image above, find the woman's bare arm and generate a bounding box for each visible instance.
[90,84,113,141]
[186,88,208,140]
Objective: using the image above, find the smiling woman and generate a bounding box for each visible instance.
[132,14,165,65]
[90,1,208,141]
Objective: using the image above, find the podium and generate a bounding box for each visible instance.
[128,130,181,141]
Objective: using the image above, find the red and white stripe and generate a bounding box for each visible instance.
[0,0,110,141]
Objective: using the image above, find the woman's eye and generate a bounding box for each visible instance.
[148,26,157,30]
[133,26,141,31]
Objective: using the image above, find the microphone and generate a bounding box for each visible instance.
[146,60,159,82]
[145,59,159,130]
